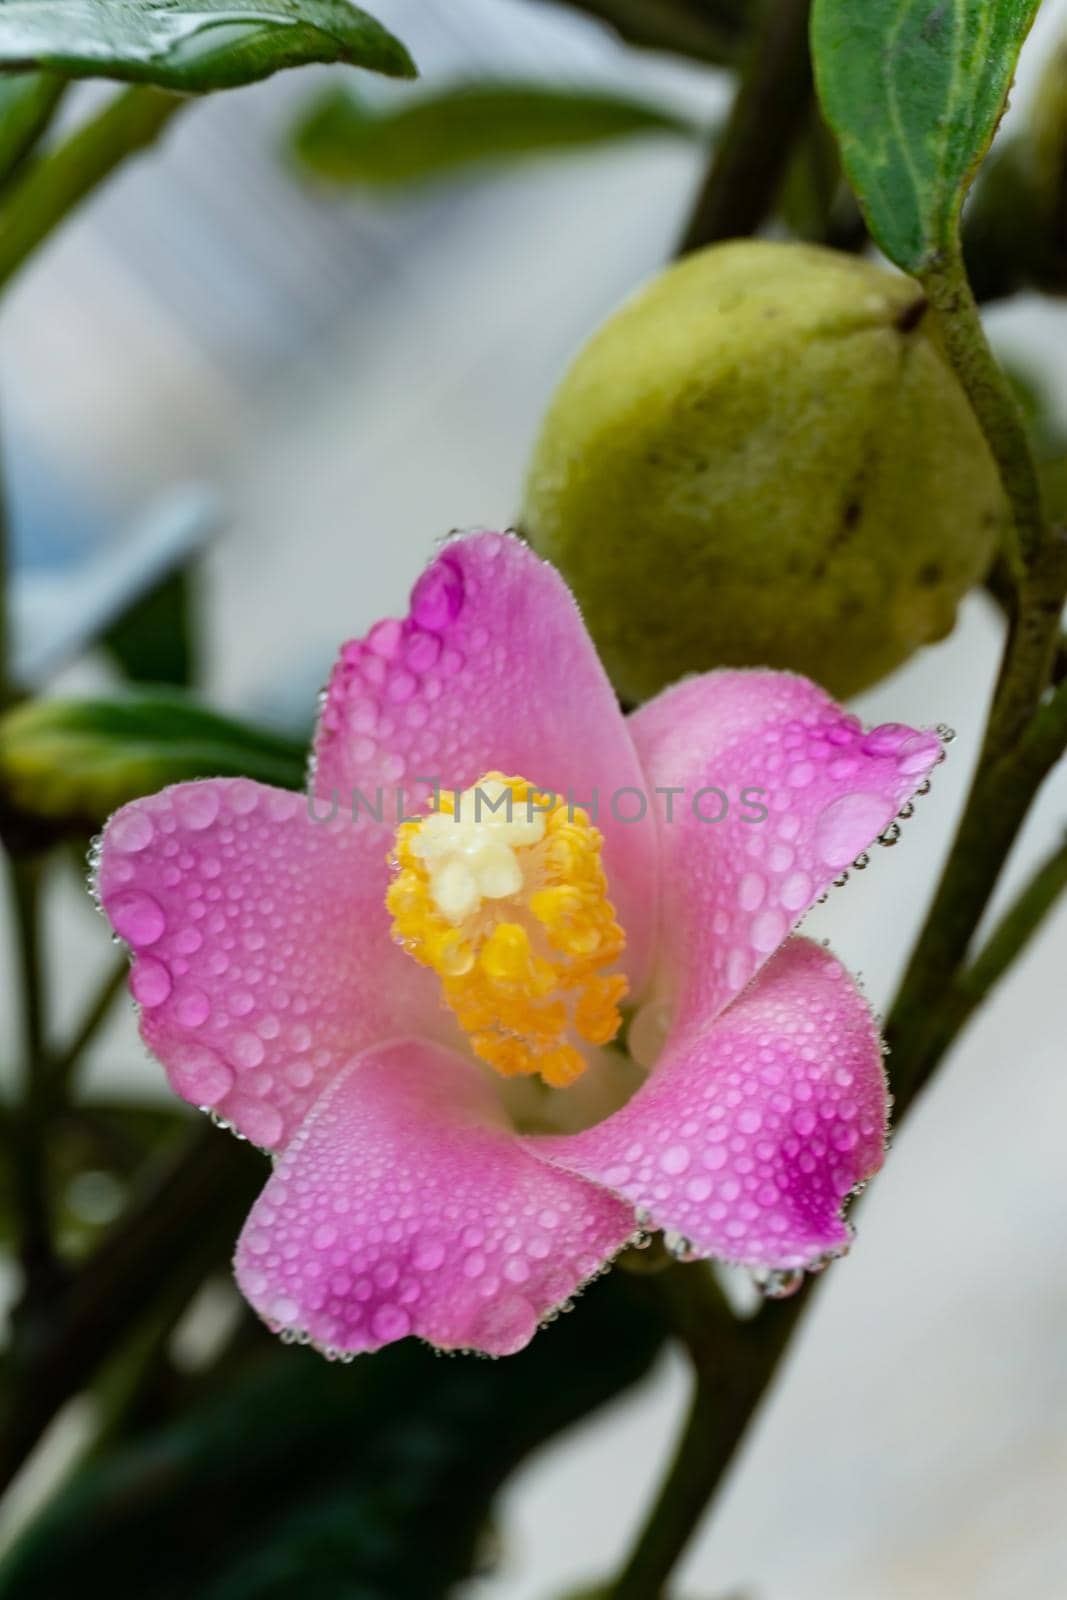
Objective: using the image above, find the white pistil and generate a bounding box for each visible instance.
[414,779,547,925]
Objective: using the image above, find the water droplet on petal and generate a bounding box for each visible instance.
[230,1032,266,1069]
[386,669,417,704]
[230,1096,282,1147]
[175,988,210,1027]
[403,627,442,671]
[738,872,766,911]
[110,891,166,947]
[755,1267,805,1299]
[410,557,464,629]
[168,1043,234,1106]
[861,723,911,757]
[110,809,154,853]
[814,793,894,869]
[660,1144,691,1175]
[780,870,813,911]
[898,731,942,775]
[131,956,172,1007]
[372,1304,411,1341]
[175,787,220,831]
[367,618,403,658]
[750,908,786,952]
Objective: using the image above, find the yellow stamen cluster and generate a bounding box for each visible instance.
[387,774,628,1087]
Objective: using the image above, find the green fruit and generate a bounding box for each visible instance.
[522,241,1004,702]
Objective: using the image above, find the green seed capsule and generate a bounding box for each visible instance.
[523,241,1004,702]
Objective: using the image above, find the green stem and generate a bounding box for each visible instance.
[0,73,67,192]
[956,832,1067,1006]
[920,830,1067,1069]
[4,851,55,1296]
[922,244,1047,583]
[0,415,11,710]
[0,1123,262,1493]
[677,0,813,253]
[889,672,1067,1112]
[0,87,185,294]
[609,1267,808,1600]
[526,0,749,68]
[47,956,129,1092]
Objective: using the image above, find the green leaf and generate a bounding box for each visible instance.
[0,72,65,185]
[0,691,306,829]
[292,80,699,186]
[0,1,415,93]
[0,1272,665,1600]
[811,0,1041,271]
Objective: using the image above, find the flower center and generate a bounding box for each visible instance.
[387,773,628,1087]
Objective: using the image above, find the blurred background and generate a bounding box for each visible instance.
[1,0,1066,1595]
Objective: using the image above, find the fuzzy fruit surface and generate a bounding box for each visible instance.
[522,241,1004,701]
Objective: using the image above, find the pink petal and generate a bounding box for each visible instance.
[628,670,942,1020]
[534,939,885,1270]
[95,779,440,1150]
[234,1038,635,1356]
[312,531,657,988]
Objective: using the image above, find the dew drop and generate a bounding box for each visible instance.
[814,793,894,869]
[372,1304,411,1341]
[898,732,941,775]
[175,787,220,831]
[738,872,766,912]
[780,870,813,911]
[169,1044,234,1106]
[175,988,210,1027]
[110,808,154,853]
[726,949,750,990]
[110,890,166,947]
[410,557,464,629]
[750,908,786,952]
[231,1032,266,1070]
[233,1097,283,1147]
[861,723,911,757]
[367,618,403,659]
[755,1267,805,1299]
[660,1144,691,1175]
[131,956,172,1007]
[403,627,442,671]
[386,670,417,704]
[272,1295,301,1326]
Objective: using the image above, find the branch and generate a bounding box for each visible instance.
[985,559,1067,688]
[608,1266,807,1599]
[0,87,185,294]
[526,0,749,68]
[677,0,813,253]
[46,956,129,1091]
[4,852,56,1299]
[922,246,1047,584]
[0,1123,262,1494]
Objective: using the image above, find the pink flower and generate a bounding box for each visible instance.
[94,532,942,1357]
